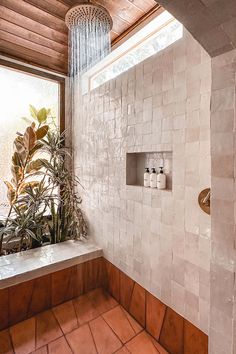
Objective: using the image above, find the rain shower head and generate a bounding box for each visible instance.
[65,1,113,31]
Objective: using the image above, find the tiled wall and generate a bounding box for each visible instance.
[209,49,236,354]
[74,29,212,333]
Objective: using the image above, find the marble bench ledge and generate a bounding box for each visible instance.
[0,240,103,289]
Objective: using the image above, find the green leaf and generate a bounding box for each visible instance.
[37,108,47,123]
[29,105,38,119]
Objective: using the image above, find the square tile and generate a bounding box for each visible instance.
[10,317,35,354]
[146,292,166,340]
[129,284,146,327]
[53,300,78,334]
[125,331,159,354]
[66,324,97,354]
[36,310,63,348]
[103,306,136,343]
[89,316,122,354]
[73,294,99,325]
[48,336,73,354]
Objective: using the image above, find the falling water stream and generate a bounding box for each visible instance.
[69,20,111,78]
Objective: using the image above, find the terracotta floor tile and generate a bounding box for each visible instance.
[0,329,14,354]
[88,288,118,315]
[10,317,35,354]
[66,324,97,354]
[89,316,122,354]
[103,306,136,343]
[73,294,99,325]
[53,300,78,334]
[30,347,47,354]
[151,337,169,354]
[48,336,73,354]
[114,347,130,354]
[121,308,142,335]
[125,331,159,354]
[36,310,63,349]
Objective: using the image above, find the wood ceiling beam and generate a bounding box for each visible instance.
[0,43,67,74]
[1,0,67,33]
[0,19,67,54]
[24,0,70,19]
[0,30,67,62]
[0,6,68,45]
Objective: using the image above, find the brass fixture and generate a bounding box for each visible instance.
[198,188,210,215]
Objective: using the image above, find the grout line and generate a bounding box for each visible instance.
[88,321,99,354]
[102,309,125,346]
[120,306,141,335]
[128,281,136,311]
[71,298,80,328]
[8,327,15,354]
[64,333,75,354]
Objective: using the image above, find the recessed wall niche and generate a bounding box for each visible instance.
[126,151,172,190]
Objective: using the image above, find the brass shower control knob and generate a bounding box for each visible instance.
[198,188,210,215]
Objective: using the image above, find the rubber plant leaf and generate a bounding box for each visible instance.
[19,181,40,194]
[36,125,49,140]
[12,152,22,167]
[26,159,47,173]
[37,108,47,123]
[29,105,38,120]
[4,181,16,204]
[23,126,37,152]
[29,142,44,157]
[11,165,23,185]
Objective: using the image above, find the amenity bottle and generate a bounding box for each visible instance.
[144,168,150,187]
[157,167,166,190]
[150,168,157,188]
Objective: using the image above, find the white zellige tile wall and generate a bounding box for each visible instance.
[73,29,211,334]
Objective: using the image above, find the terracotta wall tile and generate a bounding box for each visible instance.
[129,283,146,327]
[159,308,184,354]
[28,275,51,317]
[184,320,208,354]
[9,280,34,326]
[104,259,120,302]
[83,257,105,293]
[51,266,77,306]
[120,272,134,311]
[146,292,166,340]
[0,288,9,330]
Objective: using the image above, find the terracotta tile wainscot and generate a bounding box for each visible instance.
[0,241,208,354]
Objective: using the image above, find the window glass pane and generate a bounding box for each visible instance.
[0,66,59,217]
[91,19,183,90]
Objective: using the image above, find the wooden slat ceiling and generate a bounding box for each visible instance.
[0,0,159,74]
